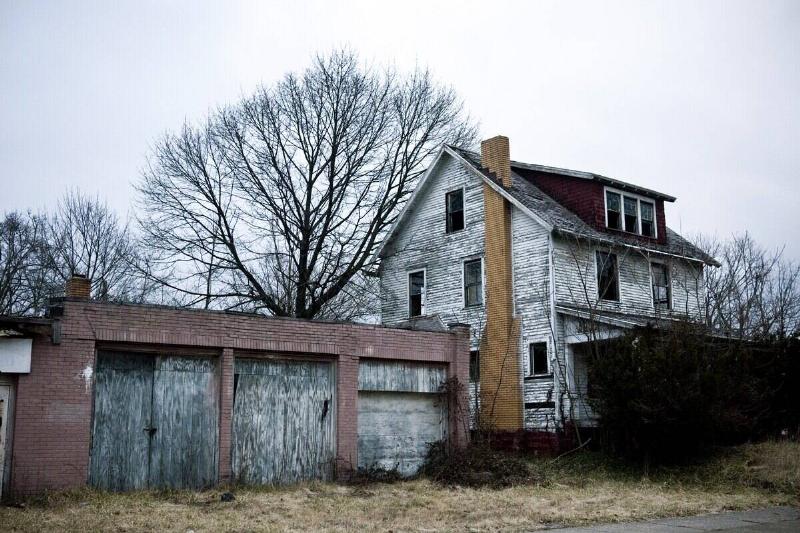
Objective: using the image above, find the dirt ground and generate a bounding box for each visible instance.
[2,442,797,532]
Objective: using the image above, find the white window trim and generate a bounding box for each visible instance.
[594,248,622,303]
[604,186,658,238]
[407,268,427,318]
[528,340,551,376]
[649,260,673,311]
[445,186,466,234]
[461,256,485,309]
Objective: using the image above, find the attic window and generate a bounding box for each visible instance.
[604,187,657,238]
[446,189,464,233]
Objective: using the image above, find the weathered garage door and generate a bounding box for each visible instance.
[232,358,335,485]
[89,352,219,491]
[357,360,447,476]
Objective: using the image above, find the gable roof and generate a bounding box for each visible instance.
[377,144,717,266]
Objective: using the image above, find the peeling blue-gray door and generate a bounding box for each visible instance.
[357,360,447,476]
[232,358,335,485]
[89,352,219,491]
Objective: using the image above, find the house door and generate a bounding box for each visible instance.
[0,384,10,499]
[89,352,219,491]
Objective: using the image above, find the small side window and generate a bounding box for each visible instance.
[606,191,622,230]
[469,350,480,382]
[651,263,671,310]
[463,259,483,307]
[408,270,425,317]
[529,342,549,375]
[446,189,465,233]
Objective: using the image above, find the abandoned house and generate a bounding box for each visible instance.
[378,136,717,434]
[0,275,469,497]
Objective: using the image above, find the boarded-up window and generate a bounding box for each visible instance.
[606,191,622,230]
[596,251,619,301]
[641,201,655,237]
[463,259,483,307]
[651,262,671,310]
[529,342,549,375]
[446,189,464,233]
[408,270,425,317]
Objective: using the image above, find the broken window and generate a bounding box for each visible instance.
[408,270,425,317]
[529,342,549,375]
[651,262,671,310]
[623,196,639,233]
[469,350,480,382]
[463,258,483,307]
[641,201,655,237]
[606,191,622,230]
[446,189,464,233]
[596,251,619,301]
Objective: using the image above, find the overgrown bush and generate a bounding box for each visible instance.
[420,440,544,487]
[585,322,799,465]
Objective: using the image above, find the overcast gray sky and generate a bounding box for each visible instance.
[2,0,798,260]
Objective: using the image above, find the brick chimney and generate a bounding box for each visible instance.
[65,273,91,300]
[481,135,512,188]
[480,136,523,430]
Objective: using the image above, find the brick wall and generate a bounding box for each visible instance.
[8,300,468,495]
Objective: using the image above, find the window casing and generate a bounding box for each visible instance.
[408,270,425,317]
[651,262,671,310]
[463,258,483,307]
[529,342,549,376]
[596,251,619,301]
[446,189,464,233]
[604,187,658,238]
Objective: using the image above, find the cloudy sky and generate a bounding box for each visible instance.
[2,1,798,260]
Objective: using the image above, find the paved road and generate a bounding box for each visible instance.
[546,507,799,532]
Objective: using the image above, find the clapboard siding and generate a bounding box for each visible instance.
[232,358,335,485]
[380,154,486,348]
[358,359,446,393]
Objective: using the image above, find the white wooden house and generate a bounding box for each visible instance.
[377,136,717,431]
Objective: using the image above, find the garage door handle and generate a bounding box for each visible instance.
[143,426,158,436]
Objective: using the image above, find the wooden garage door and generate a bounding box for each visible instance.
[89,352,219,491]
[357,360,447,476]
[232,358,335,485]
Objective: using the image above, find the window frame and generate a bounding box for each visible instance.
[650,261,672,311]
[461,256,484,308]
[528,341,550,377]
[595,250,620,302]
[445,187,466,234]
[407,268,427,318]
[603,186,658,238]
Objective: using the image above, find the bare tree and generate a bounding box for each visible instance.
[0,212,49,315]
[137,50,476,318]
[44,190,152,303]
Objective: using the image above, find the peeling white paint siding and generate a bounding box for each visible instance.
[380,153,486,346]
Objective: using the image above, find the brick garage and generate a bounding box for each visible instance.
[1,297,469,495]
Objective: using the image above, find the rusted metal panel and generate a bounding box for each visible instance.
[89,353,153,491]
[357,391,446,476]
[232,358,335,485]
[358,359,446,393]
[89,352,219,491]
[149,356,219,489]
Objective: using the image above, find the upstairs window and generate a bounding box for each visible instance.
[469,350,480,382]
[606,191,622,230]
[529,342,549,375]
[446,189,464,233]
[651,262,671,310]
[408,270,426,317]
[596,251,619,301]
[463,258,483,307]
[623,196,639,233]
[640,201,655,237]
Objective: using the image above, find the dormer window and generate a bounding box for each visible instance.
[604,188,657,238]
[446,189,464,233]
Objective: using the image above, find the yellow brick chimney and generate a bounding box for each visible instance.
[480,136,523,430]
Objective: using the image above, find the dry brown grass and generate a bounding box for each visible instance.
[2,442,797,532]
